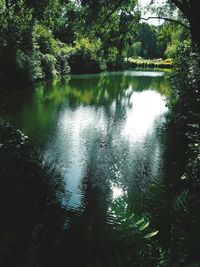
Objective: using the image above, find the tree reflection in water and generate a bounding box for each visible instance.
[0,70,170,266]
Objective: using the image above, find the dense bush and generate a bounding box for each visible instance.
[56,49,71,76]
[34,24,56,55]
[41,54,57,79]
[34,24,71,79]
[127,41,142,58]
[168,40,200,109]
[28,51,44,81]
[15,49,44,83]
[157,40,200,265]
[29,25,72,81]
[68,38,106,74]
[0,23,71,89]
[105,47,126,71]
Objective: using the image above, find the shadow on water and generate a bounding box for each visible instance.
[0,70,171,266]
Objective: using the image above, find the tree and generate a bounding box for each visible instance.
[147,0,200,43]
[169,0,200,43]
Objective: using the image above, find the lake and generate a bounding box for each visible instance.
[0,70,170,266]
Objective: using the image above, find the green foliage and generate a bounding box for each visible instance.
[133,23,172,59]
[165,25,189,59]
[165,44,177,59]
[56,50,71,76]
[0,120,66,266]
[127,41,142,58]
[34,24,71,78]
[169,39,192,105]
[16,49,31,80]
[53,1,83,45]
[0,0,178,86]
[0,0,200,266]
[0,0,34,87]
[142,40,200,266]
[34,24,55,55]
[0,1,73,88]
[41,54,57,79]
[105,47,118,70]
[95,195,167,267]
[137,23,158,58]
[105,47,125,71]
[28,51,44,81]
[15,49,44,82]
[68,38,106,74]
[111,195,159,241]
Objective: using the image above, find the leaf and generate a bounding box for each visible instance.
[144,230,159,239]
[139,221,150,231]
[135,218,144,226]
[128,213,135,220]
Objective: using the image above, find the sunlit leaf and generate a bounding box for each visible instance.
[135,218,145,226]
[128,213,135,220]
[144,230,159,239]
[139,221,150,231]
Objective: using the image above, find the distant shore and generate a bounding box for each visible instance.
[127,57,173,69]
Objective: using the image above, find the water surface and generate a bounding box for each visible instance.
[0,70,170,265]
[1,70,169,210]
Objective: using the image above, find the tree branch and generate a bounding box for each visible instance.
[140,16,190,30]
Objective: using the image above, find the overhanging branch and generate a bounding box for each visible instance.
[140,16,190,30]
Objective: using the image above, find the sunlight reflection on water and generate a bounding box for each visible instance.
[111,183,125,200]
[124,70,165,77]
[48,88,168,209]
[122,90,168,142]
[2,70,169,210]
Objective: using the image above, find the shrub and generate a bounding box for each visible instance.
[34,24,55,55]
[33,24,72,78]
[68,38,106,74]
[105,47,118,70]
[41,54,57,79]
[56,51,70,76]
[55,47,71,76]
[16,49,44,82]
[28,51,44,81]
[127,41,142,58]
[104,46,126,71]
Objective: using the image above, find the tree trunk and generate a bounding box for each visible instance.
[172,0,200,43]
[189,2,200,43]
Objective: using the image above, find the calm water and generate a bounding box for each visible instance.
[0,70,170,265]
